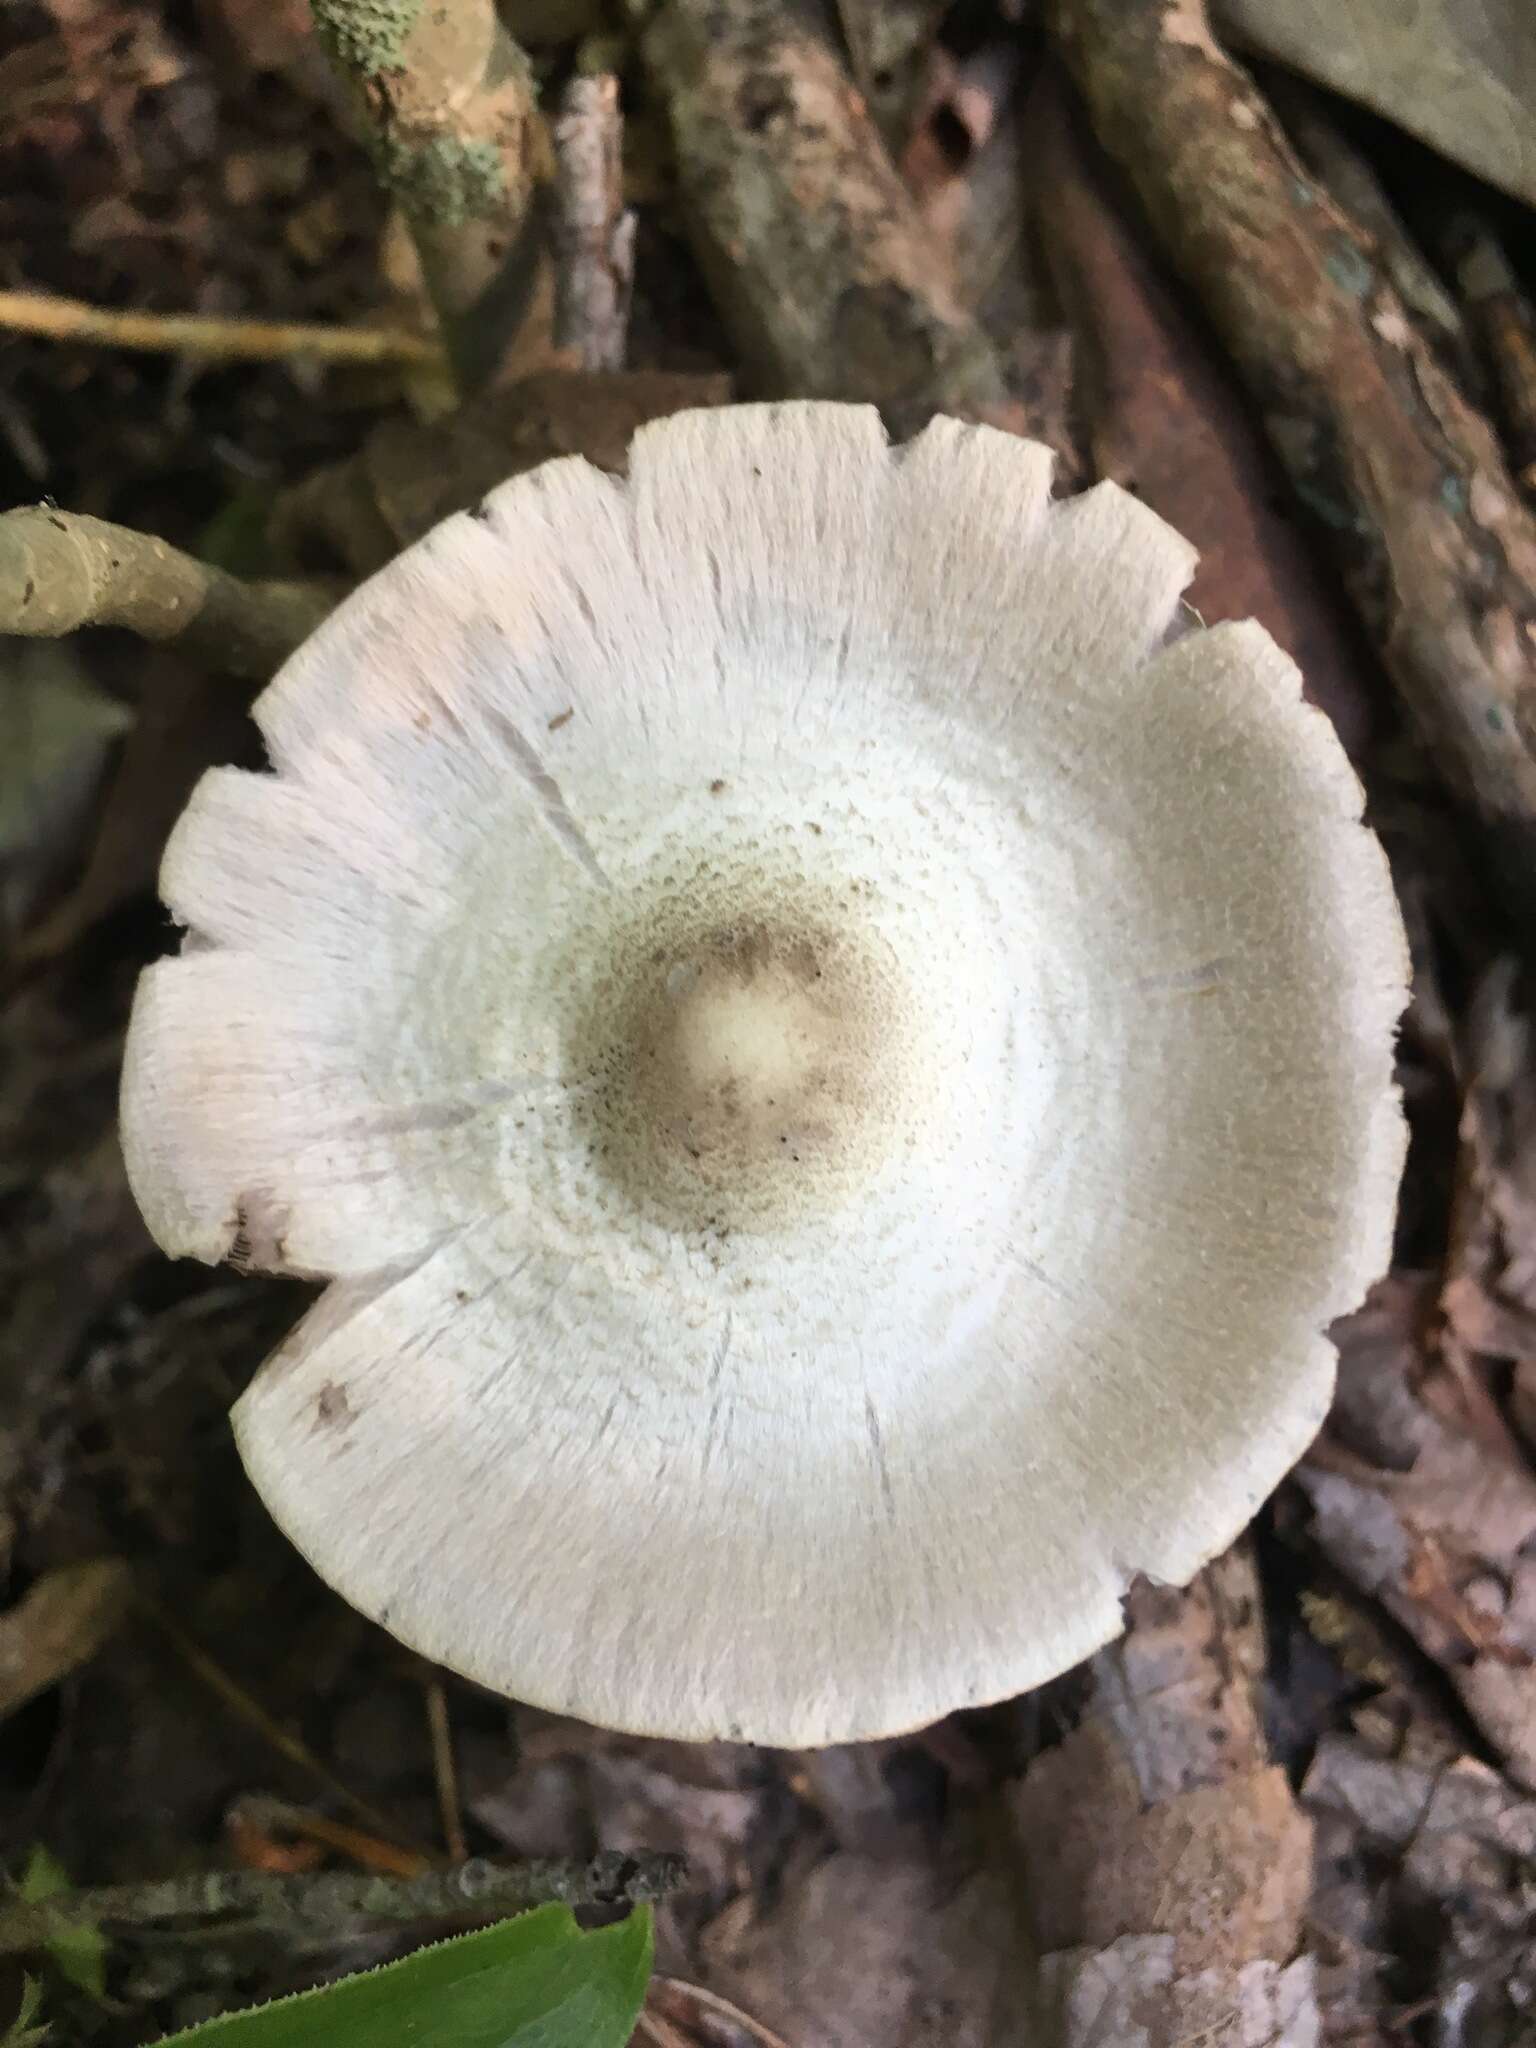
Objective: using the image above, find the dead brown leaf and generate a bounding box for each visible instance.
[1301,1274,1536,1789]
[698,1833,1026,2048]
[0,1558,131,1719]
[271,368,733,576]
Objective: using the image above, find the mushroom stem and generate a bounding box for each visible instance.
[1053,0,1536,936]
[309,0,550,394]
[642,0,1027,439]
[0,508,337,678]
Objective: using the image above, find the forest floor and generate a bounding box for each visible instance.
[4,1,1536,2043]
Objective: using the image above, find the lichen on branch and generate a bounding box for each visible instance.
[310,0,550,393]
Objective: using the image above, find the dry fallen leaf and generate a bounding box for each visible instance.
[1301,1274,1536,1789]
[0,639,131,939]
[1213,0,1536,210]
[0,1558,131,1719]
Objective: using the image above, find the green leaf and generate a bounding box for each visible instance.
[0,1975,51,2048]
[18,1847,107,2001]
[156,1902,652,2048]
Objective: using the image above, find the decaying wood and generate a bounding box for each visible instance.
[309,0,549,392]
[1034,68,1380,761]
[642,0,1030,439]
[1439,215,1536,497]
[1012,1547,1321,2047]
[1264,78,1465,366]
[0,509,335,677]
[1053,0,1536,937]
[271,367,732,576]
[1299,1274,1536,1792]
[552,74,635,373]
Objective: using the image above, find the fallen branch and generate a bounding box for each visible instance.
[1263,78,1465,365]
[0,508,336,678]
[310,0,549,393]
[642,0,1028,439]
[1053,0,1536,936]
[0,287,440,369]
[0,1852,687,1951]
[552,73,634,373]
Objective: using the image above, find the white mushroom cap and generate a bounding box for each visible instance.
[120,403,1407,1745]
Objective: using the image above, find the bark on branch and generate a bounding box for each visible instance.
[552,74,634,373]
[310,0,549,393]
[0,1851,686,1952]
[1053,0,1536,936]
[643,0,1029,440]
[0,509,336,678]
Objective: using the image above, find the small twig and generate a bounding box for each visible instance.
[634,2016,692,2048]
[0,508,336,678]
[552,74,634,373]
[310,0,550,393]
[0,1853,688,1952]
[141,1597,417,1853]
[0,288,441,369]
[423,1677,468,1865]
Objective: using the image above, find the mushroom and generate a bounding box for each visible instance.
[121,402,1407,1746]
